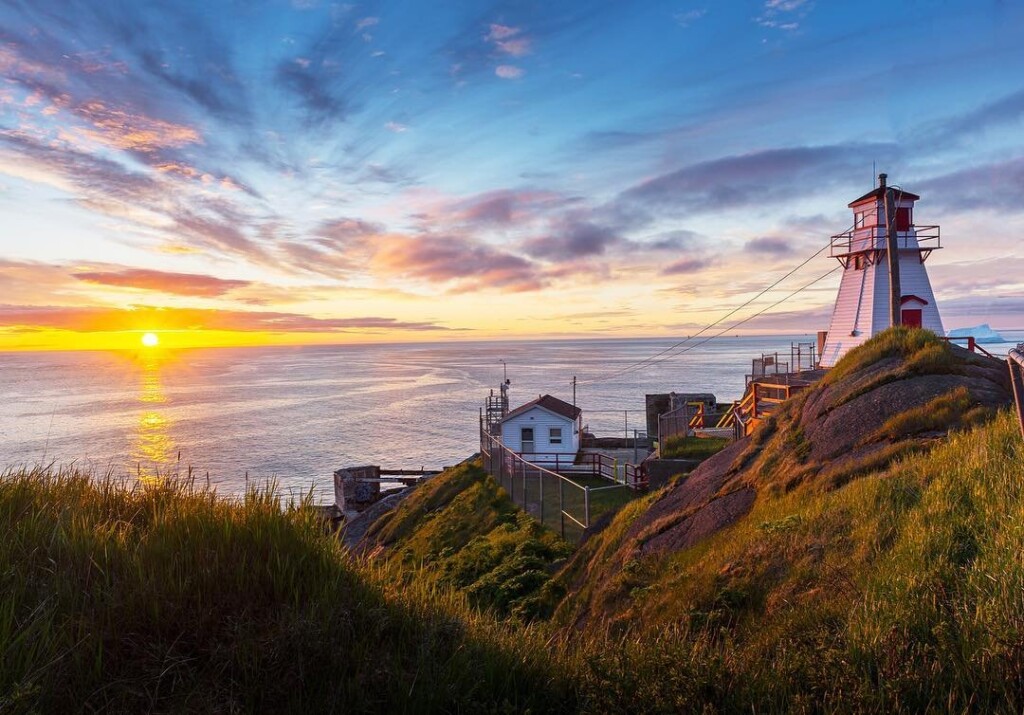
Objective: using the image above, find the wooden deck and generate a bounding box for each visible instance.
[734,369,827,437]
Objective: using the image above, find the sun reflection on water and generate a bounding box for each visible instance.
[133,355,174,485]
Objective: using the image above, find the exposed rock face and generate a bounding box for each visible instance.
[558,334,1012,624]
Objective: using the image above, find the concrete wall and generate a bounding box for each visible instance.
[645,458,702,490]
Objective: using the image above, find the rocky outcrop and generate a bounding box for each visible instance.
[555,331,1012,625]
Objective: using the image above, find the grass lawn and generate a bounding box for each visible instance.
[660,435,730,460]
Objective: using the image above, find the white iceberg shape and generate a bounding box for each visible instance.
[946,323,1005,344]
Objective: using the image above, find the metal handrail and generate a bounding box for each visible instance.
[830,225,940,257]
[480,431,644,540]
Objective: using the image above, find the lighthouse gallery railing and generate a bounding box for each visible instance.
[829,225,940,258]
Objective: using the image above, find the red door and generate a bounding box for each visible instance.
[901,308,922,328]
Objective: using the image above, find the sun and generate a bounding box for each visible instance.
[141,332,159,348]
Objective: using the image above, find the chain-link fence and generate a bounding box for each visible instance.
[479,430,637,542]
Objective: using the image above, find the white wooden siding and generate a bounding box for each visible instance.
[821,247,943,368]
[500,407,580,457]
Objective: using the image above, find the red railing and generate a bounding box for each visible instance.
[942,336,997,359]
[512,450,646,489]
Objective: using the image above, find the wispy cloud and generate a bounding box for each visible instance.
[674,9,707,28]
[756,0,811,30]
[618,143,897,216]
[72,268,251,297]
[276,58,349,123]
[495,65,524,79]
[369,233,546,293]
[661,257,713,275]
[0,304,454,333]
[70,100,201,153]
[744,237,794,255]
[523,221,621,261]
[917,157,1024,213]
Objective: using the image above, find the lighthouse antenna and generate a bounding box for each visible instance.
[880,173,902,327]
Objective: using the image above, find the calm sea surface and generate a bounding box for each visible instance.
[2,333,1020,501]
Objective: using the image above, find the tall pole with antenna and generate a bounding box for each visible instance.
[880,173,902,327]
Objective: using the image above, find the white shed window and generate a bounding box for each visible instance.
[549,427,563,444]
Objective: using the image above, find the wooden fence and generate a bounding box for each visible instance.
[1008,345,1024,440]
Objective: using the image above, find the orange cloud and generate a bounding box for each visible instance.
[0,304,453,334]
[72,268,251,297]
[72,100,201,152]
[369,233,545,292]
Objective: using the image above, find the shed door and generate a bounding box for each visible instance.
[901,308,922,329]
[520,427,535,454]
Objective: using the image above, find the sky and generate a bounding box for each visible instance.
[1,0,1023,350]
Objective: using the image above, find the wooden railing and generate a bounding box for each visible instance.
[688,401,706,429]
[1008,346,1024,440]
[734,380,809,437]
[716,401,739,428]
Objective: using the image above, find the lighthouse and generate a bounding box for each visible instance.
[819,174,943,368]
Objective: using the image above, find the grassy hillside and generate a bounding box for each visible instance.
[4,329,1023,712]
[543,329,1024,711]
[0,468,574,714]
[357,461,573,620]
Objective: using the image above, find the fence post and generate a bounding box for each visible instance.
[1008,350,1024,440]
[584,485,591,529]
[498,443,504,489]
[520,458,528,510]
[539,469,545,526]
[559,477,565,539]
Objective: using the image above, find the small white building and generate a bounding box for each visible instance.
[500,394,582,463]
[820,174,945,368]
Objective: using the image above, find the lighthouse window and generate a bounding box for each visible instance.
[854,211,866,228]
[853,255,866,270]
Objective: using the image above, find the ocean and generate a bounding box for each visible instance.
[1,333,1019,502]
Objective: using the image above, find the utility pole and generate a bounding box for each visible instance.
[572,375,576,409]
[881,173,902,327]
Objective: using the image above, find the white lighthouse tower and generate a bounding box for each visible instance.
[819,174,943,368]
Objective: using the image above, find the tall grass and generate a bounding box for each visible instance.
[0,467,573,713]
[660,435,730,460]
[4,407,1024,712]
[551,410,1024,712]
